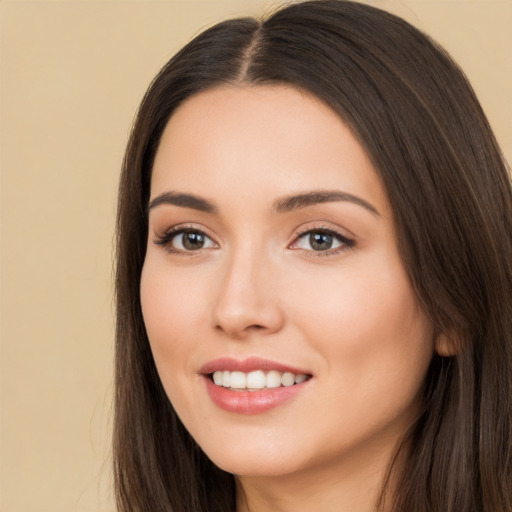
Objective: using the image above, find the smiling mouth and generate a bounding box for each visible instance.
[209,370,312,391]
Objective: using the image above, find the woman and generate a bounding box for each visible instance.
[114,1,512,510]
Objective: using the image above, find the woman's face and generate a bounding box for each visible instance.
[141,85,435,480]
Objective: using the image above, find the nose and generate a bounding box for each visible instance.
[211,249,285,340]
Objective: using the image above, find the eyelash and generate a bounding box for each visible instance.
[154,225,216,255]
[154,224,355,257]
[293,226,355,257]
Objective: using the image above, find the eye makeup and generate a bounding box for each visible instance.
[154,224,218,255]
[153,221,356,259]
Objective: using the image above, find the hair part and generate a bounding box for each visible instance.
[115,2,512,510]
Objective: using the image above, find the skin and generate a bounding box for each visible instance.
[140,85,438,512]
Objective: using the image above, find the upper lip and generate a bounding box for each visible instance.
[200,357,312,375]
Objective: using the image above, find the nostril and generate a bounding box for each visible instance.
[214,322,269,337]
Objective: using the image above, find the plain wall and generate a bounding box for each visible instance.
[0,1,510,511]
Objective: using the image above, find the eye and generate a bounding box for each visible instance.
[173,230,215,251]
[155,228,217,253]
[291,228,354,253]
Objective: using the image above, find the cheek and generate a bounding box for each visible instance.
[288,255,434,403]
[139,260,206,381]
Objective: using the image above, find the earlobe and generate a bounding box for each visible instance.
[435,332,459,357]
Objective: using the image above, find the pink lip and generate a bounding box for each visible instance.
[203,376,310,414]
[200,357,310,375]
[200,357,313,415]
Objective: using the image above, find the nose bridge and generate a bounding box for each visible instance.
[212,238,283,338]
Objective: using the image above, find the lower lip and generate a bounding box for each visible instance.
[203,376,310,414]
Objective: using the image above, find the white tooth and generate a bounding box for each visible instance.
[213,371,223,386]
[282,372,295,387]
[295,374,308,384]
[230,371,247,389]
[266,370,282,388]
[247,370,266,389]
[222,370,231,388]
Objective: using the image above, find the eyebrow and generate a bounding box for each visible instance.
[148,189,379,216]
[148,192,217,213]
[272,190,380,216]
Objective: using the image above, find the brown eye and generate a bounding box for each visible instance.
[156,229,217,252]
[309,232,334,251]
[180,231,206,250]
[294,229,349,252]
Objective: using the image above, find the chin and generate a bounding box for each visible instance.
[197,435,304,478]
[210,456,300,478]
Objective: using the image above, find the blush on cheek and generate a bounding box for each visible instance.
[141,270,207,383]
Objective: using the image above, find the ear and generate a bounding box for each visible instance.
[435,331,459,357]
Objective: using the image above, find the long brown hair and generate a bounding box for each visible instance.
[114,1,512,510]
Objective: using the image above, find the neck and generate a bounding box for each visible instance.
[235,438,401,512]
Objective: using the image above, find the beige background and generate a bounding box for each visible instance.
[0,1,510,511]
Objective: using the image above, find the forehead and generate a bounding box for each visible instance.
[151,85,388,216]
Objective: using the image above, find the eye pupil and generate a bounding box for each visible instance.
[310,232,333,251]
[183,232,205,250]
